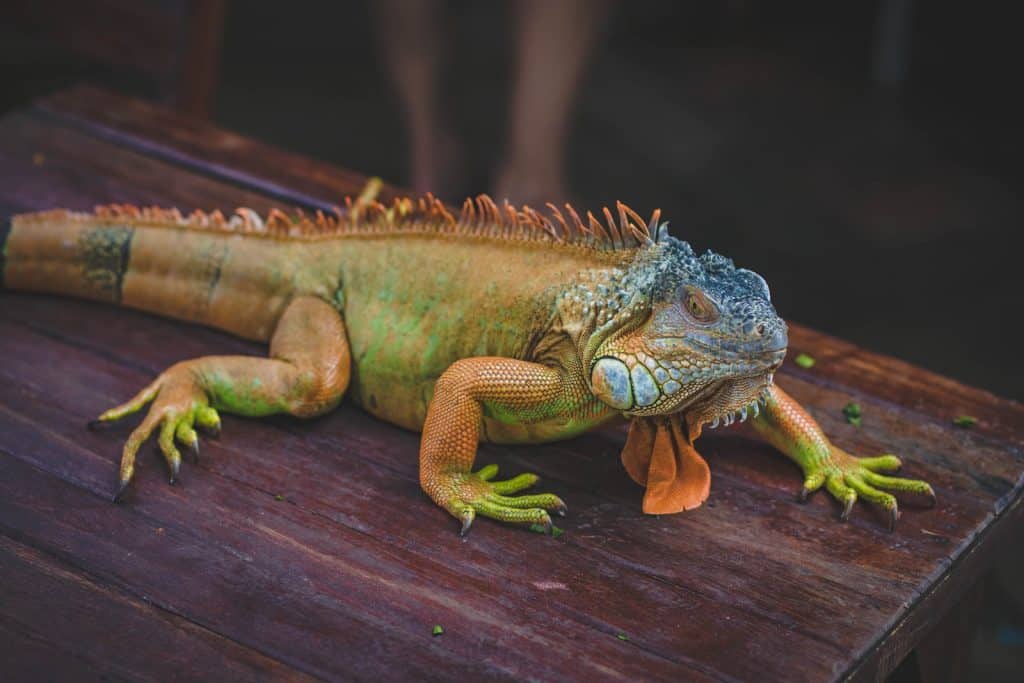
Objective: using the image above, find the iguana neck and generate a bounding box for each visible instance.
[528,260,649,375]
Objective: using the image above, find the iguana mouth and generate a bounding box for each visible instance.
[705,348,784,428]
[677,368,776,431]
[703,375,773,429]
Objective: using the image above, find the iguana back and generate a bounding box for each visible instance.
[2,197,632,431]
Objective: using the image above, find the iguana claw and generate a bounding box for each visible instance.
[805,452,935,531]
[840,495,855,522]
[888,507,901,532]
[535,516,554,535]
[441,464,564,536]
[90,364,223,500]
[112,478,130,503]
[459,509,475,537]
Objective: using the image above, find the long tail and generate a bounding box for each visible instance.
[1,207,318,342]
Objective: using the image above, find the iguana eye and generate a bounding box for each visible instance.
[683,288,718,323]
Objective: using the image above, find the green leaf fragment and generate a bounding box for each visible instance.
[432,624,444,636]
[953,415,977,428]
[616,632,629,641]
[842,402,862,427]
[528,523,565,537]
[274,494,285,501]
[794,353,816,369]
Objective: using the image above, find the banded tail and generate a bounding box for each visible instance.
[0,207,320,341]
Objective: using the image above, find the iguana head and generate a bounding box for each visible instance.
[586,236,787,430]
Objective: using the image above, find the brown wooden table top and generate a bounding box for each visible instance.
[1,85,1022,682]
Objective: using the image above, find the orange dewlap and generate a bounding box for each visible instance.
[621,413,711,514]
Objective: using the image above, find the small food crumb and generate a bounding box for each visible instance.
[952,415,977,428]
[32,153,45,166]
[842,402,862,427]
[274,494,285,501]
[794,353,815,369]
[432,624,444,636]
[532,581,569,591]
[528,523,565,537]
[616,632,629,641]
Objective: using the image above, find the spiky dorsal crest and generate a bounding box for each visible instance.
[19,194,668,252]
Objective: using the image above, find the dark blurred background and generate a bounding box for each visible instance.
[2,1,1022,679]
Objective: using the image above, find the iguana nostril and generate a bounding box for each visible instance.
[743,321,765,338]
[766,324,788,352]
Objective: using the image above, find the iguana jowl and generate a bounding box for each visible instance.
[1,190,935,534]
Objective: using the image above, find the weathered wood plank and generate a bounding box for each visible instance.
[0,111,289,216]
[34,84,400,209]
[1,407,710,683]
[787,325,1024,449]
[1,290,1021,681]
[0,619,123,683]
[0,534,311,682]
[0,445,518,681]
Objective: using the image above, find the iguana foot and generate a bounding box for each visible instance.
[438,464,567,536]
[799,450,936,531]
[89,362,220,500]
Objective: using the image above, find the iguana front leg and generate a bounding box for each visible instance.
[751,384,935,530]
[92,296,350,499]
[420,358,576,536]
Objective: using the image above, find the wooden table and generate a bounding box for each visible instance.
[2,86,1022,682]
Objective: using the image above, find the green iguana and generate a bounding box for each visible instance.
[0,188,935,534]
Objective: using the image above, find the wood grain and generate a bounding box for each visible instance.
[0,86,1021,682]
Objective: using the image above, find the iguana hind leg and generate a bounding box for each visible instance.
[420,358,574,536]
[93,296,350,500]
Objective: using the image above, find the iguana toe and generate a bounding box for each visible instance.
[490,472,539,494]
[441,465,564,536]
[194,405,221,438]
[112,478,130,503]
[458,507,475,537]
[91,365,222,500]
[803,448,934,531]
[175,422,200,463]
